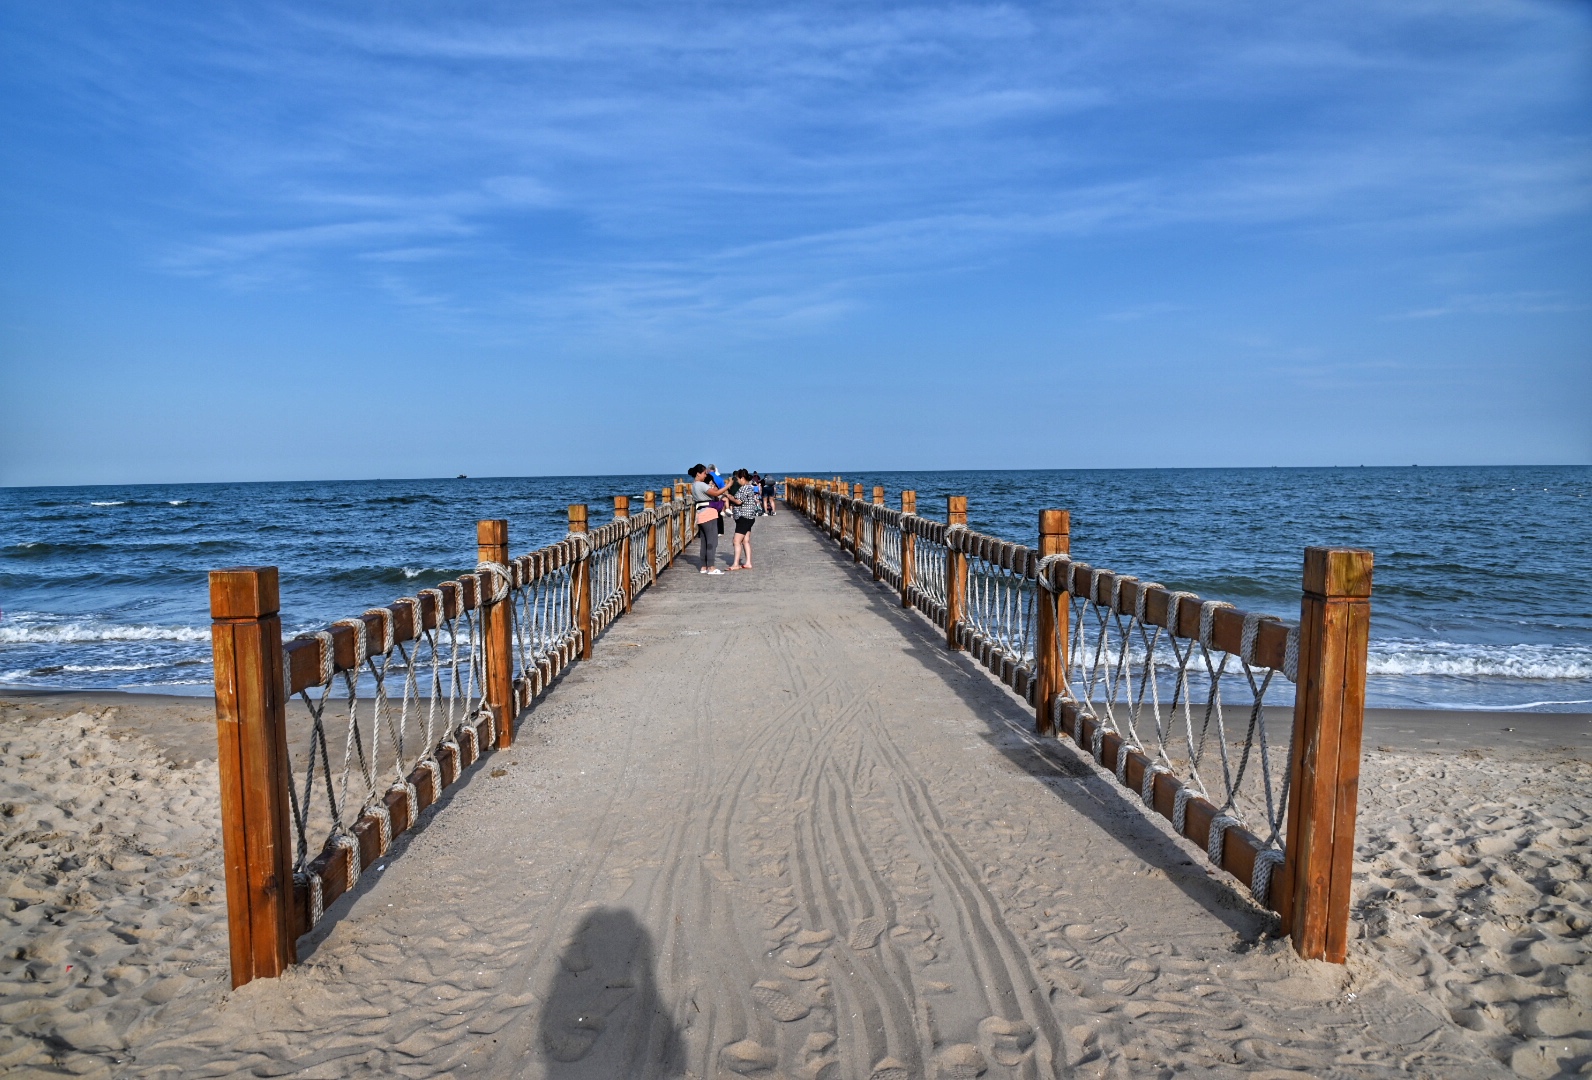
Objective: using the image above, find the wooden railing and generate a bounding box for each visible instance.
[784,476,1372,965]
[209,484,698,986]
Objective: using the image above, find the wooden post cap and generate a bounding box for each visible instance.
[1039,509,1070,537]
[1303,548,1374,598]
[873,486,884,504]
[644,491,656,508]
[209,567,280,619]
[614,495,630,517]
[477,519,508,546]
[568,504,589,530]
[947,495,967,523]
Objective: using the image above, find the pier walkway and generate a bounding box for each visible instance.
[140,512,1493,1079]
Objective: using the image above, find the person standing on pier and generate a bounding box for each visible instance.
[759,473,776,516]
[707,463,728,540]
[690,464,728,574]
[728,469,760,570]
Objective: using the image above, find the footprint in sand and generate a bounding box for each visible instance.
[977,1016,1036,1067]
[720,1039,777,1075]
[753,980,811,1022]
[870,1056,911,1080]
[934,1043,989,1078]
[782,944,825,968]
[848,915,887,950]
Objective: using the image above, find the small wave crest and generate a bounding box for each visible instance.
[1367,641,1592,680]
[0,621,209,644]
[89,500,130,507]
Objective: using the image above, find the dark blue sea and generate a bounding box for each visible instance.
[1,467,1588,712]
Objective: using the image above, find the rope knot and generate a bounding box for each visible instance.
[476,560,512,603]
[1034,553,1071,593]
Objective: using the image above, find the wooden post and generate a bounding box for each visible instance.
[945,496,968,650]
[871,486,885,581]
[1277,547,1373,963]
[569,505,594,660]
[671,484,682,560]
[900,490,917,608]
[852,483,864,561]
[1034,510,1070,736]
[614,496,632,613]
[644,491,659,582]
[209,566,296,986]
[477,520,516,748]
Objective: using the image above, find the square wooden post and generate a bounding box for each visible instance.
[672,484,684,559]
[852,483,865,561]
[899,490,916,608]
[644,491,659,583]
[614,496,632,613]
[209,566,296,986]
[477,520,516,748]
[945,496,968,650]
[1277,547,1373,963]
[1034,510,1070,736]
[569,505,594,660]
[871,486,885,581]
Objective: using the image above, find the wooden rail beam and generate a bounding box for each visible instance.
[209,567,296,987]
[1278,547,1373,962]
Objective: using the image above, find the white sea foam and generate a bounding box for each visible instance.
[1366,641,1592,680]
[88,500,128,506]
[0,622,209,644]
[168,500,188,506]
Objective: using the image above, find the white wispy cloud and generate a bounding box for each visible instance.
[8,0,1589,334]
[1390,291,1591,320]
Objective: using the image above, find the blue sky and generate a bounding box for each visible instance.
[1,1,1588,485]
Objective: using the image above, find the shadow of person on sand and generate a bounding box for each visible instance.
[538,907,683,1079]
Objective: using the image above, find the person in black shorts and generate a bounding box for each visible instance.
[728,469,761,570]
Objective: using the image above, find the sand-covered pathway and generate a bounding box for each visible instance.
[79,512,1515,1078]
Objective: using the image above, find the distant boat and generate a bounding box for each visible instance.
[457,473,468,479]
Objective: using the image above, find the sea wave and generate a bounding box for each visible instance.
[88,500,129,506]
[1366,641,1592,680]
[0,621,210,644]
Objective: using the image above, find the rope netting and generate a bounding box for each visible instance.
[282,578,496,928]
[875,508,904,590]
[787,479,1301,910]
[905,518,950,627]
[1039,555,1298,906]
[276,494,693,932]
[509,538,583,710]
[588,519,628,637]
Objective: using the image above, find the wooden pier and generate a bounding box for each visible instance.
[193,489,1389,1078]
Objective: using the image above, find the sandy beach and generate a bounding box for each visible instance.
[3,514,1589,1079]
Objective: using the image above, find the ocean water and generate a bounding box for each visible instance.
[1,467,1589,712]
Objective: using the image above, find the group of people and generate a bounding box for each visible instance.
[689,464,775,575]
